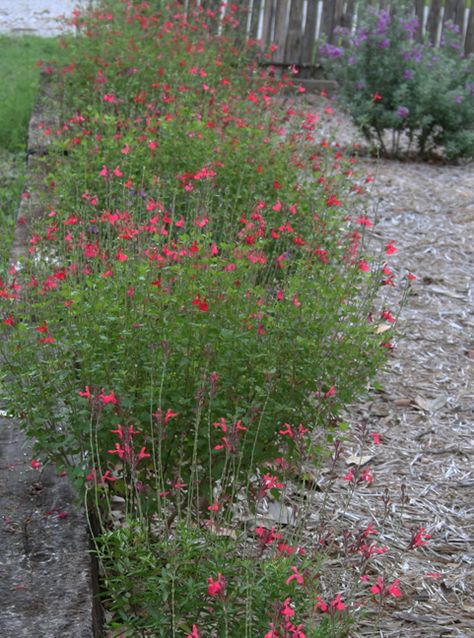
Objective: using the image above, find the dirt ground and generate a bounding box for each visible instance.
[311,101,474,636]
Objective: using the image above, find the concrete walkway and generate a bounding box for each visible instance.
[0,0,76,36]
[0,420,94,637]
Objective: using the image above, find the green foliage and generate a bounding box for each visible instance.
[1,2,392,508]
[0,3,405,635]
[96,520,348,637]
[321,8,474,159]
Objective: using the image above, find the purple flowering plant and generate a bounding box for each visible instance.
[320,7,474,159]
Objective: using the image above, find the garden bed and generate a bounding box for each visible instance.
[1,2,473,637]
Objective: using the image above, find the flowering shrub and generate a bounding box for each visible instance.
[96,521,352,638]
[0,1,413,635]
[321,8,474,159]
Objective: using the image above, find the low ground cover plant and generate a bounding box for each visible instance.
[321,7,474,159]
[0,2,415,636]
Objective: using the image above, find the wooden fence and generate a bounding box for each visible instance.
[188,0,474,67]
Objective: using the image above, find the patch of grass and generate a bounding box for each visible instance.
[0,35,63,274]
[0,35,62,151]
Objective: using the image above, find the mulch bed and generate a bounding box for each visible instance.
[310,100,474,636]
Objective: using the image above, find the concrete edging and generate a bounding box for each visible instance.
[0,73,96,638]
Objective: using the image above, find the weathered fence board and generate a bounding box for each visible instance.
[322,0,344,44]
[285,0,305,63]
[444,0,464,27]
[248,0,262,39]
[261,0,274,47]
[466,4,474,54]
[272,0,289,63]
[300,0,318,65]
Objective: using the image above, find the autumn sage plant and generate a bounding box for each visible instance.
[0,1,413,636]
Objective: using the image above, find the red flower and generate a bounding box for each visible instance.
[360,466,373,484]
[31,459,41,470]
[371,576,401,598]
[136,447,151,463]
[116,249,128,262]
[186,626,200,638]
[207,573,225,597]
[343,468,354,482]
[35,320,48,333]
[373,91,382,102]
[100,470,117,483]
[98,389,118,405]
[409,527,431,549]
[79,386,91,399]
[255,526,280,546]
[327,193,341,206]
[280,597,295,621]
[279,423,294,439]
[164,408,178,424]
[331,592,345,611]
[315,595,328,613]
[259,473,284,497]
[388,579,401,597]
[356,214,372,227]
[192,294,208,312]
[213,417,227,433]
[381,310,395,323]
[286,566,304,586]
[214,437,231,452]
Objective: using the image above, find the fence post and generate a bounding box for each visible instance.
[413,0,425,40]
[285,0,305,64]
[249,0,263,39]
[342,0,356,29]
[272,0,290,63]
[261,0,275,52]
[444,0,464,25]
[301,0,318,66]
[427,0,442,43]
[465,3,474,53]
[322,0,344,43]
[234,0,251,42]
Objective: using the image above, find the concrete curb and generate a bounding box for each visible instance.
[0,73,95,638]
